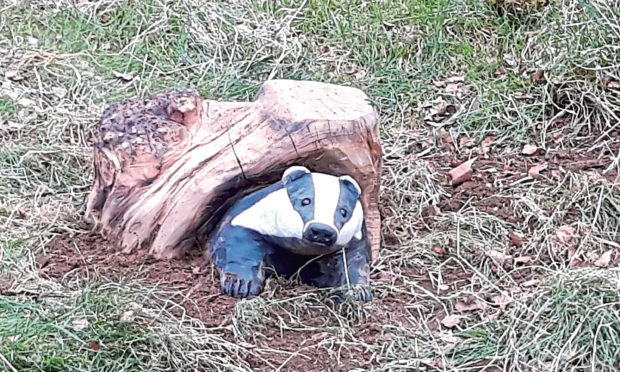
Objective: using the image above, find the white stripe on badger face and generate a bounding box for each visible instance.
[336,201,363,245]
[303,173,340,233]
[231,188,304,239]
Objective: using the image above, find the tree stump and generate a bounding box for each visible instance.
[86,80,382,260]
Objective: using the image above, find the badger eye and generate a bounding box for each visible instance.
[340,208,348,217]
[301,198,312,206]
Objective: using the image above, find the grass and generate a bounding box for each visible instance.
[1,0,619,371]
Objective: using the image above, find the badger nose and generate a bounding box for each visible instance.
[304,223,337,246]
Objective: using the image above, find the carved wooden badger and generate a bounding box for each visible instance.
[209,166,371,301]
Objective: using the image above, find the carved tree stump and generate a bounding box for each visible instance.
[86,80,382,259]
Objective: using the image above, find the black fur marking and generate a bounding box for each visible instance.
[333,177,360,229]
[284,173,315,225]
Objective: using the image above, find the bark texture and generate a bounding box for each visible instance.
[86,80,382,259]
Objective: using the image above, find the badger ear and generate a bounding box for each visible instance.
[282,166,311,185]
[339,175,361,198]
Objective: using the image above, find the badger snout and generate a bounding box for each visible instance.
[303,222,337,246]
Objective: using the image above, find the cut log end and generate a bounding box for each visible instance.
[87,80,382,260]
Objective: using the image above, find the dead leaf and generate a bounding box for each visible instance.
[552,133,565,142]
[446,83,459,94]
[515,256,533,264]
[556,225,575,244]
[440,331,459,343]
[496,66,506,75]
[522,144,538,155]
[192,266,201,274]
[594,250,612,267]
[450,158,476,186]
[113,71,134,81]
[89,340,101,351]
[531,70,544,80]
[508,232,522,247]
[528,163,548,179]
[521,279,540,288]
[120,311,135,322]
[570,259,586,267]
[72,318,89,331]
[491,295,512,310]
[486,250,511,265]
[432,246,445,255]
[481,135,495,147]
[551,170,563,179]
[567,245,577,260]
[354,70,367,79]
[441,314,464,328]
[459,137,475,148]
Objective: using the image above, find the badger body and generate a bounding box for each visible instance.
[208,166,372,301]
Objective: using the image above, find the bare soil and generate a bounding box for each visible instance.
[39,230,487,370]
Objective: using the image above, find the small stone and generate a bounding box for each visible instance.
[449,158,476,186]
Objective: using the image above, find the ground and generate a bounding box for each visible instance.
[0,0,619,371]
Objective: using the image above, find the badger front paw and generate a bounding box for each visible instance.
[220,272,264,298]
[332,285,373,302]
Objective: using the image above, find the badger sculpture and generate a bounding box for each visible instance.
[209,166,372,301]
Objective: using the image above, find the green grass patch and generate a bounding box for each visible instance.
[0,98,17,121]
[0,289,161,371]
[453,274,620,370]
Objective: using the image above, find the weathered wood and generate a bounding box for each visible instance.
[86,80,382,259]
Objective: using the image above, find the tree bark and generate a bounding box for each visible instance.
[86,80,382,259]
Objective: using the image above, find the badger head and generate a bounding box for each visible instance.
[282,166,363,249]
[231,166,364,255]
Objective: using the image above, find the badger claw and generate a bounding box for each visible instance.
[220,272,264,298]
[332,285,372,302]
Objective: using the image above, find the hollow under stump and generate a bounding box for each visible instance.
[86,80,382,260]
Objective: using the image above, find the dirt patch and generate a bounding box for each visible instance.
[37,232,424,370]
[436,148,618,222]
[37,230,507,370]
[39,232,236,327]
